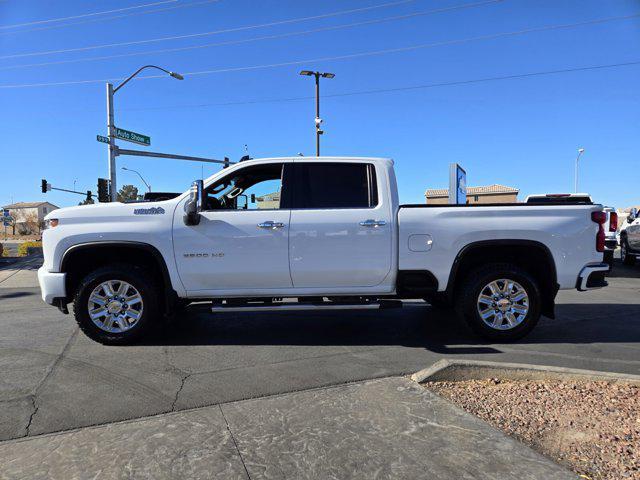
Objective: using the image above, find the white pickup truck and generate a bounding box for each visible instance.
[38,157,609,344]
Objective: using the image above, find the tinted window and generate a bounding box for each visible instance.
[291,163,378,209]
[526,196,592,204]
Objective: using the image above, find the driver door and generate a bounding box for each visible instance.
[173,161,293,294]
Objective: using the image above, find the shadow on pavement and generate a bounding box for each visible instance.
[0,291,35,300]
[141,301,640,352]
[142,303,498,354]
[607,259,640,279]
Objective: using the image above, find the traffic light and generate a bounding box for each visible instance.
[223,157,230,169]
[97,178,110,203]
[41,179,49,193]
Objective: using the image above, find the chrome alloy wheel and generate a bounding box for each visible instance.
[476,278,529,331]
[87,280,143,333]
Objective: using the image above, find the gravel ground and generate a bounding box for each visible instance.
[425,379,639,480]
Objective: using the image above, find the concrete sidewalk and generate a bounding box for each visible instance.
[0,377,575,480]
[0,255,41,289]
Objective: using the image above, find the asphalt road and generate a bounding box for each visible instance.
[1,257,639,442]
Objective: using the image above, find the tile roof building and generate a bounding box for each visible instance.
[2,201,59,234]
[425,184,519,205]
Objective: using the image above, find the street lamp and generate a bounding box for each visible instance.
[106,65,183,201]
[574,148,585,193]
[122,166,151,192]
[299,70,335,156]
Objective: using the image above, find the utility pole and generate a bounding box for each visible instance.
[574,148,585,193]
[299,70,335,156]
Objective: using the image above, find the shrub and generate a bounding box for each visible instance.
[17,241,42,257]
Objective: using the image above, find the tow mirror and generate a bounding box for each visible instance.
[629,208,638,223]
[184,180,203,226]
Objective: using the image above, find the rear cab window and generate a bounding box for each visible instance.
[288,162,378,209]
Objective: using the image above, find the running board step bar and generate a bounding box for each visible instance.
[210,300,402,313]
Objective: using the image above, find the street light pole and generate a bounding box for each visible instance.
[300,70,335,156]
[106,82,117,201]
[106,65,183,202]
[315,73,320,156]
[574,148,585,193]
[122,167,151,192]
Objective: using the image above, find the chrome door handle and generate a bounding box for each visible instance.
[257,221,285,229]
[359,219,386,227]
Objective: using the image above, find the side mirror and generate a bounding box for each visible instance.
[629,208,638,223]
[183,180,203,226]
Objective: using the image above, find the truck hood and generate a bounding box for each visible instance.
[44,200,176,221]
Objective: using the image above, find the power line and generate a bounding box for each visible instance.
[0,0,503,70]
[0,0,221,36]
[117,60,640,111]
[2,13,637,89]
[0,0,420,59]
[0,0,177,30]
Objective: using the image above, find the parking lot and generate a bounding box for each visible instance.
[1,255,639,442]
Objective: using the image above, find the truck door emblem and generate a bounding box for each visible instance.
[183,252,224,258]
[134,207,165,215]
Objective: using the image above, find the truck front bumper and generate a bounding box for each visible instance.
[37,267,66,305]
[576,263,609,292]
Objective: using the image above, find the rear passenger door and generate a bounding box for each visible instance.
[288,161,392,288]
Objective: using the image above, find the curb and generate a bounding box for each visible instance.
[411,359,640,384]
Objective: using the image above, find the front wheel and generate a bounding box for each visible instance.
[73,264,160,345]
[621,238,635,266]
[456,264,541,342]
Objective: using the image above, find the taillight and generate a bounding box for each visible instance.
[609,212,618,232]
[591,211,606,252]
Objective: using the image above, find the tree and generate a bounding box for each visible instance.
[117,185,141,202]
[20,211,40,235]
[78,197,95,206]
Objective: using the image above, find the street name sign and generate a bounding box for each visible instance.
[96,135,109,144]
[115,128,150,146]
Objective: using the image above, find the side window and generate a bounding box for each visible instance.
[292,163,378,209]
[203,163,285,211]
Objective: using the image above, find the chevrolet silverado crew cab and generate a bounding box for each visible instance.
[38,157,610,345]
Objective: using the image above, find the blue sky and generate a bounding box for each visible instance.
[1,0,638,208]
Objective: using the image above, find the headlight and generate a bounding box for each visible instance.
[44,218,59,229]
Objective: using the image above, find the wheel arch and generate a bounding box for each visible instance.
[60,241,178,313]
[445,239,559,319]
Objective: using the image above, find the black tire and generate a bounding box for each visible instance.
[621,237,635,266]
[73,263,160,345]
[456,263,542,342]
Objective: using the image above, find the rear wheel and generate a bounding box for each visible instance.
[73,264,160,345]
[621,237,635,266]
[457,264,541,341]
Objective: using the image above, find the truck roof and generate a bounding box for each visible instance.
[238,156,394,166]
